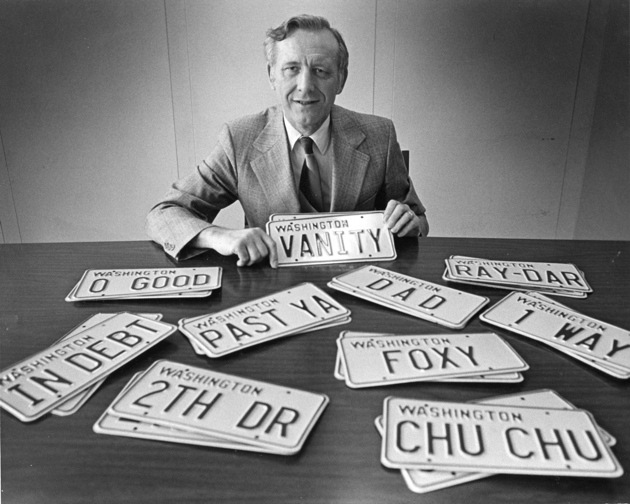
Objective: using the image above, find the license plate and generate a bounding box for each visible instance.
[179,283,350,357]
[329,266,489,329]
[381,397,623,477]
[269,210,385,222]
[480,291,630,372]
[337,332,528,388]
[445,256,592,294]
[94,372,281,454]
[266,212,396,266]
[333,334,523,384]
[107,360,329,454]
[67,267,222,300]
[0,313,176,422]
[376,389,617,493]
[51,313,163,416]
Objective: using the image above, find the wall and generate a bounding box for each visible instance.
[1,0,628,244]
[574,0,630,239]
[0,0,178,243]
[382,0,591,239]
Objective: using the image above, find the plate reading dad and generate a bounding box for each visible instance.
[329,266,488,329]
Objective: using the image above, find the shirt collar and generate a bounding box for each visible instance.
[284,115,331,154]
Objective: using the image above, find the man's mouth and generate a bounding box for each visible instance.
[294,99,318,106]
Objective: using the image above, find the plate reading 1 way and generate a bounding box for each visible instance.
[480,291,630,371]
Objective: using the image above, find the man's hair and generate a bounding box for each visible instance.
[264,14,349,79]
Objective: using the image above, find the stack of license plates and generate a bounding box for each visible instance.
[65,266,222,301]
[443,256,592,298]
[0,313,176,422]
[178,283,351,358]
[480,291,630,379]
[334,331,528,388]
[94,359,329,455]
[328,265,489,329]
[266,211,396,267]
[377,390,623,494]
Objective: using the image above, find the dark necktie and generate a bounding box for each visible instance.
[298,136,323,212]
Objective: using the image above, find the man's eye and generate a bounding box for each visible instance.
[284,66,299,75]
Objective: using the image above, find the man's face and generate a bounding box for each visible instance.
[268,29,346,136]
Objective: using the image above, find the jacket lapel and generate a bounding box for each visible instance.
[250,107,301,214]
[329,106,370,211]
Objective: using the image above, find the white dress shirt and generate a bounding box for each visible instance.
[283,116,333,211]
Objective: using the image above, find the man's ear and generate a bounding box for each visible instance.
[336,69,348,95]
[267,64,276,90]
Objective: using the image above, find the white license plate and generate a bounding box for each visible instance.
[266,212,396,266]
[68,267,222,300]
[94,372,282,454]
[107,360,329,453]
[0,313,176,422]
[329,266,488,329]
[381,397,623,477]
[337,332,528,388]
[51,313,163,416]
[480,291,630,371]
[376,389,617,493]
[179,283,350,357]
[445,256,591,294]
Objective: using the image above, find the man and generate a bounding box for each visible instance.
[146,14,428,267]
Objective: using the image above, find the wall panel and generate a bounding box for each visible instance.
[575,0,630,240]
[0,0,177,243]
[382,0,590,239]
[0,133,20,243]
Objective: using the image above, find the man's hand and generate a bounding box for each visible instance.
[383,200,428,237]
[194,226,278,267]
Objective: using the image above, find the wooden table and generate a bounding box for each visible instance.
[1,238,629,503]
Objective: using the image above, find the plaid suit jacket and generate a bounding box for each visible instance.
[146,105,427,259]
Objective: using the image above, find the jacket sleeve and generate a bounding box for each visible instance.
[377,120,429,237]
[145,124,239,260]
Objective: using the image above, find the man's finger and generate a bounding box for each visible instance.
[383,199,399,220]
[388,206,412,233]
[261,233,279,268]
[235,246,250,267]
[397,217,418,237]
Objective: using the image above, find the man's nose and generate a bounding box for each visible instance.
[297,69,315,93]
